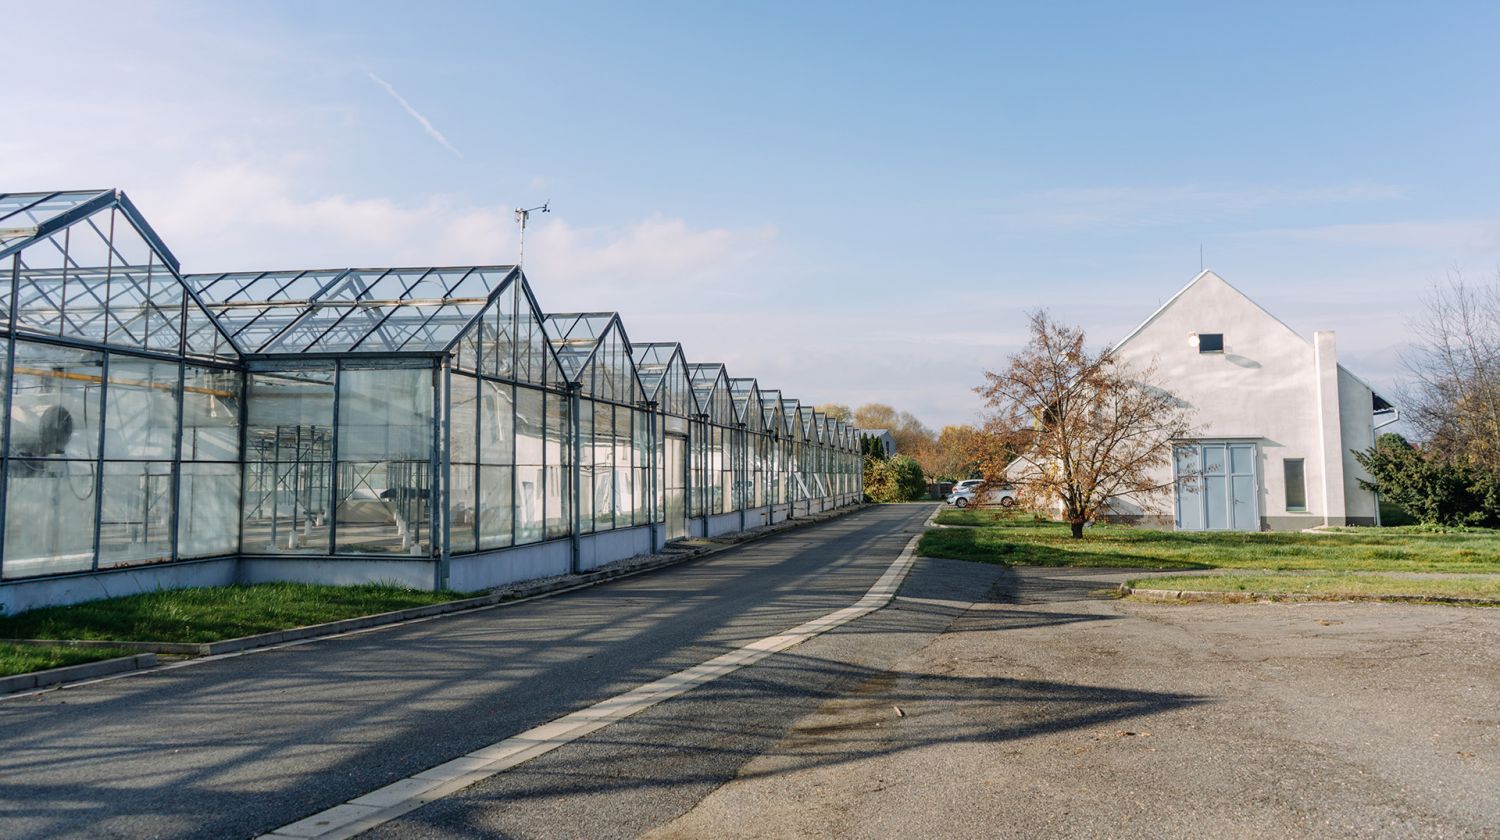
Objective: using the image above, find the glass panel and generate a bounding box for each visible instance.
[449,463,477,553]
[578,398,594,532]
[545,393,569,539]
[451,374,478,464]
[478,465,514,549]
[98,460,173,568]
[449,373,478,554]
[479,379,513,465]
[241,366,334,553]
[10,342,103,460]
[179,461,240,558]
[615,405,633,526]
[3,459,97,578]
[337,367,433,461]
[181,366,242,462]
[515,387,545,543]
[104,355,179,460]
[335,460,429,555]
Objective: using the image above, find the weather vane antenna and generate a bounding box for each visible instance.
[515,202,550,267]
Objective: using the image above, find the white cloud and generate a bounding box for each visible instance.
[121,163,777,310]
[1236,218,1500,254]
[985,182,1404,232]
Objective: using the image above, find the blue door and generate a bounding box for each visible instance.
[1175,442,1259,531]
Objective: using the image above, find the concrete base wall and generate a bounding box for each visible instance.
[447,539,571,592]
[770,504,791,524]
[705,512,742,538]
[0,557,238,615]
[577,526,653,572]
[240,556,436,590]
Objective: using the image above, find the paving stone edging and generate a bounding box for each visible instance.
[3,504,872,679]
[0,653,157,695]
[1120,584,1500,607]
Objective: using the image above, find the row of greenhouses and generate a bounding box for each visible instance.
[0,189,863,610]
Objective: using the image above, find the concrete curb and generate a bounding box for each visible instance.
[2,503,874,660]
[1120,584,1500,607]
[0,653,157,694]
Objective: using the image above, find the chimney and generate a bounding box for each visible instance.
[1313,331,1346,526]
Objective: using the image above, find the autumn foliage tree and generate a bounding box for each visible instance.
[975,311,1195,538]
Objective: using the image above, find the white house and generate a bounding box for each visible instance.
[858,428,897,456]
[1108,271,1394,530]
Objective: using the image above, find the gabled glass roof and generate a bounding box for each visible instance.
[632,342,697,416]
[184,265,516,355]
[543,312,617,382]
[728,377,763,429]
[1,189,234,360]
[0,190,114,254]
[543,312,643,403]
[758,389,783,431]
[688,363,736,424]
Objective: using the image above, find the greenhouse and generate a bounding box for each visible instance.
[0,189,863,611]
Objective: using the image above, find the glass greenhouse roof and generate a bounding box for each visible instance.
[543,312,618,381]
[0,190,113,253]
[632,343,673,397]
[184,265,517,355]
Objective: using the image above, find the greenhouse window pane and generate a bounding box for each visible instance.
[3,459,98,579]
[97,460,174,569]
[179,462,240,558]
[337,367,433,461]
[181,366,242,462]
[478,465,514,549]
[479,379,514,466]
[104,355,180,460]
[335,460,429,555]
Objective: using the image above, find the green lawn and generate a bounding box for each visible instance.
[921,509,1500,574]
[0,642,142,678]
[1125,571,1500,601]
[0,583,469,644]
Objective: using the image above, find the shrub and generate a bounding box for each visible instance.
[1355,433,1500,527]
[864,454,927,502]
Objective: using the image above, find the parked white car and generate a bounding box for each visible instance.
[951,479,985,493]
[945,484,1017,508]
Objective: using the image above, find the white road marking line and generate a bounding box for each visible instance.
[260,506,939,840]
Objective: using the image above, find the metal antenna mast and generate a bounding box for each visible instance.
[515,202,550,267]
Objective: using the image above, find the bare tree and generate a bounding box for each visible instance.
[1402,273,1500,472]
[975,311,1196,538]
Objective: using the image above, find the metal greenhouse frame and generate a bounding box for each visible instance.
[0,189,864,612]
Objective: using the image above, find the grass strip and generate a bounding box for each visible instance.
[0,642,141,678]
[0,583,469,644]
[920,510,1500,574]
[1126,571,1500,602]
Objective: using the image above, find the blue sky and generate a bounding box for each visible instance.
[6,2,1499,427]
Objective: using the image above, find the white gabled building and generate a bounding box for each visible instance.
[1109,271,1395,531]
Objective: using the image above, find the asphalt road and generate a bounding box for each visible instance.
[648,566,1500,840]
[0,504,937,840]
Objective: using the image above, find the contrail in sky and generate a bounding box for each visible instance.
[367,71,463,158]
